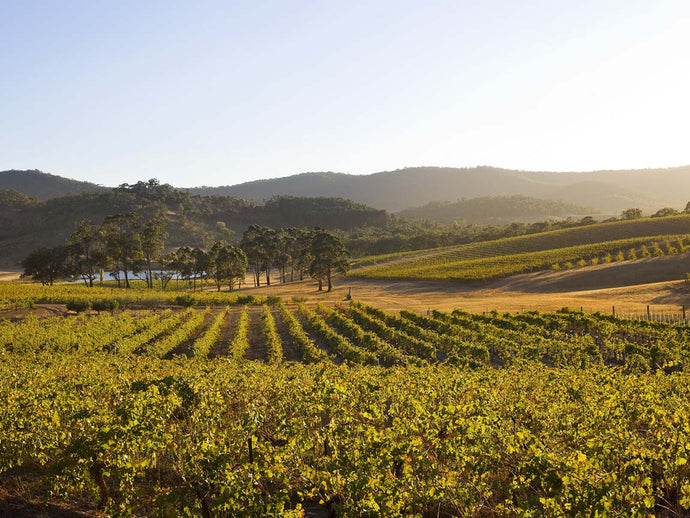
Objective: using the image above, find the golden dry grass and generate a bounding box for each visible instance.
[0,271,21,282]
[245,254,690,315]
[3,254,689,316]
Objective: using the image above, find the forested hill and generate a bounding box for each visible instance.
[0,169,105,199]
[398,195,593,225]
[188,166,690,213]
[7,166,690,215]
[0,181,386,268]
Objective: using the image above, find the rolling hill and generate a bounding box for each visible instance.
[350,214,690,281]
[0,183,386,269]
[397,195,593,225]
[6,166,690,216]
[188,165,690,213]
[0,169,105,199]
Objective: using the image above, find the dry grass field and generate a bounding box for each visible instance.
[243,254,690,315]
[2,254,689,317]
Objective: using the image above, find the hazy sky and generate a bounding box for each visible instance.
[2,1,689,186]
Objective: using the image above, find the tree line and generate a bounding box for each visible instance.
[21,214,350,292]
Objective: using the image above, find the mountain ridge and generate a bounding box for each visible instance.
[5,165,690,213]
[186,165,690,212]
[0,169,106,199]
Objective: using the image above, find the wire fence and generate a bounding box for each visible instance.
[610,305,688,325]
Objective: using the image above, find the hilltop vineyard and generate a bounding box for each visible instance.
[3,298,690,516]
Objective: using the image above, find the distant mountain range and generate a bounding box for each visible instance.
[4,165,690,214]
[398,195,593,225]
[187,166,690,213]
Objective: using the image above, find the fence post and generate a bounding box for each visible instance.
[683,305,686,321]
[612,306,615,316]
[647,305,651,320]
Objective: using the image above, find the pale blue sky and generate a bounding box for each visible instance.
[2,1,689,186]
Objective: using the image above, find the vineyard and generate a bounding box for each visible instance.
[351,214,690,280]
[0,282,269,312]
[353,234,690,281]
[3,292,690,516]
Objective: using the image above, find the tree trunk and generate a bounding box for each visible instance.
[123,262,130,289]
[327,273,333,292]
[146,257,153,289]
[317,278,323,291]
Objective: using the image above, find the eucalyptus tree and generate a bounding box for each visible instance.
[208,241,248,291]
[241,225,273,287]
[191,247,209,291]
[102,212,143,288]
[171,246,195,288]
[140,214,168,289]
[21,245,74,286]
[68,219,106,287]
[309,230,350,292]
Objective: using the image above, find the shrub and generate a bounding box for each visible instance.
[615,251,625,262]
[640,245,651,258]
[576,259,586,268]
[175,294,197,307]
[563,261,573,269]
[139,296,165,308]
[551,263,561,271]
[602,253,612,263]
[92,299,120,313]
[235,295,258,306]
[652,243,664,257]
[265,295,282,306]
[66,299,90,313]
[291,295,308,303]
[627,248,637,260]
[590,257,599,266]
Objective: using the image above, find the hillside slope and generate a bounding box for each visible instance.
[7,166,690,214]
[351,214,690,281]
[398,195,593,224]
[0,185,386,269]
[0,170,105,199]
[188,165,690,212]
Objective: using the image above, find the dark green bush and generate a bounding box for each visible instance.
[235,295,258,305]
[175,294,197,307]
[66,299,91,313]
[92,299,120,313]
[265,295,282,306]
